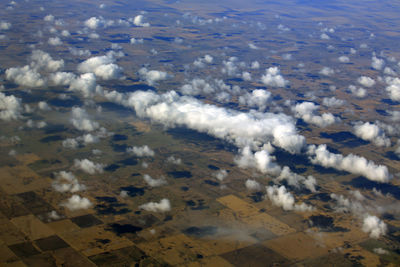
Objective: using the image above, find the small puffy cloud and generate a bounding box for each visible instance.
[373,248,389,255]
[213,169,228,181]
[52,171,86,193]
[48,36,62,46]
[0,21,11,30]
[138,68,169,85]
[353,121,390,147]
[139,199,171,212]
[238,89,271,111]
[383,67,396,76]
[69,47,91,57]
[261,67,288,87]
[320,33,330,40]
[62,138,79,149]
[385,77,400,101]
[348,85,367,98]
[5,66,46,87]
[319,67,334,76]
[70,107,99,132]
[130,37,144,44]
[181,79,214,95]
[308,144,391,183]
[143,174,167,187]
[251,61,260,69]
[242,72,252,81]
[49,72,76,86]
[235,146,281,175]
[266,185,313,211]
[84,16,110,29]
[358,76,375,87]
[371,56,384,70]
[126,145,155,157]
[322,97,345,108]
[292,102,339,128]
[0,92,23,121]
[38,101,51,111]
[132,15,150,27]
[74,158,104,174]
[245,179,261,191]
[30,50,64,73]
[221,57,239,76]
[248,43,258,49]
[69,73,99,98]
[77,55,123,80]
[338,56,350,63]
[44,14,54,22]
[193,54,213,68]
[61,30,70,37]
[167,156,182,165]
[276,166,317,193]
[61,194,92,211]
[362,215,387,238]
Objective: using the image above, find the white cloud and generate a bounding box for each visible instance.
[292,102,339,128]
[69,47,91,57]
[143,174,167,187]
[48,37,62,46]
[338,56,350,63]
[242,72,252,81]
[322,97,345,108]
[138,68,169,85]
[348,85,367,98]
[353,121,390,147]
[213,169,228,181]
[308,144,391,183]
[77,54,123,80]
[61,195,92,211]
[238,89,271,111]
[52,171,86,193]
[319,67,334,76]
[193,55,213,68]
[320,33,330,40]
[0,21,11,30]
[62,138,79,149]
[31,50,64,72]
[132,15,150,27]
[167,156,181,165]
[139,198,171,212]
[245,179,261,191]
[69,73,100,98]
[5,66,46,88]
[130,37,144,44]
[276,166,317,192]
[251,61,260,69]
[49,72,76,86]
[266,185,313,211]
[74,158,104,174]
[235,146,281,175]
[0,92,23,121]
[70,107,99,132]
[44,14,54,22]
[221,57,240,76]
[126,145,155,157]
[38,101,51,111]
[261,67,289,87]
[385,77,400,101]
[371,56,384,70]
[358,76,375,87]
[248,43,258,49]
[373,248,389,255]
[84,16,114,29]
[362,215,387,238]
[180,79,215,96]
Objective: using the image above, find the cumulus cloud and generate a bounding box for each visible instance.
[322,97,345,108]
[138,68,169,85]
[69,47,91,57]
[0,21,11,30]
[319,67,334,76]
[348,85,367,98]
[62,138,79,149]
[139,198,171,212]
[70,107,99,132]
[77,54,123,80]
[338,56,350,63]
[266,185,313,211]
[5,65,46,88]
[104,90,305,154]
[0,92,23,121]
[143,174,167,187]
[261,67,289,87]
[358,76,375,87]
[292,102,340,127]
[193,54,213,68]
[213,169,228,181]
[52,171,86,193]
[180,78,215,96]
[308,144,391,182]
[371,56,384,70]
[221,57,240,76]
[30,50,64,72]
[132,15,150,27]
[167,156,182,165]
[235,146,281,175]
[126,145,155,157]
[61,195,92,211]
[353,121,390,147]
[276,166,317,192]
[49,72,76,86]
[48,36,62,46]
[362,215,387,238]
[69,73,101,98]
[238,89,271,111]
[84,16,114,29]
[130,37,144,44]
[38,101,51,111]
[245,179,261,191]
[385,77,400,101]
[74,158,104,174]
